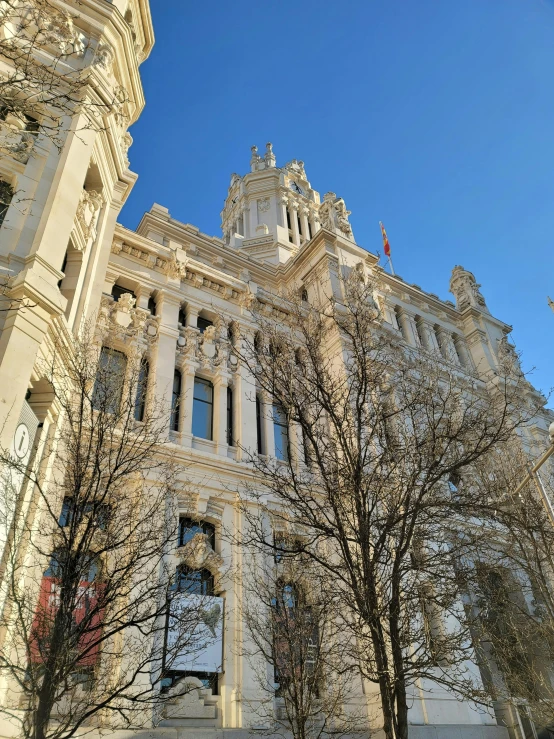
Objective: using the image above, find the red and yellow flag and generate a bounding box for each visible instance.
[379,222,391,258]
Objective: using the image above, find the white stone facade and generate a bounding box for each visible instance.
[0,3,552,737]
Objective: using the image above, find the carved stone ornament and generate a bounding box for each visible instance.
[164,250,188,280]
[497,335,523,377]
[319,192,353,237]
[93,40,115,73]
[449,265,489,313]
[285,159,307,180]
[96,295,159,349]
[120,132,133,166]
[257,197,270,213]
[176,532,223,573]
[75,190,103,247]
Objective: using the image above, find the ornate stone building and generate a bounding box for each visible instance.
[0,2,552,738]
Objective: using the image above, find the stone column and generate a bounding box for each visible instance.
[236,361,257,461]
[289,204,300,247]
[422,321,441,354]
[300,208,310,243]
[278,196,289,230]
[397,311,418,348]
[213,372,230,456]
[452,335,473,370]
[152,292,180,440]
[436,327,457,364]
[179,363,196,449]
[185,304,199,329]
[311,213,321,236]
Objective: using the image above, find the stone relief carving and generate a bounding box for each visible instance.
[449,265,489,313]
[257,197,270,213]
[75,189,103,247]
[176,532,223,573]
[319,192,353,237]
[285,159,307,180]
[93,40,115,73]
[497,335,523,377]
[97,294,159,348]
[164,250,188,280]
[120,132,133,166]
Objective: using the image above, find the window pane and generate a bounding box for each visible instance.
[192,399,213,439]
[194,378,213,403]
[171,370,181,431]
[92,347,126,414]
[256,396,263,454]
[134,360,149,421]
[273,405,289,461]
[197,317,213,334]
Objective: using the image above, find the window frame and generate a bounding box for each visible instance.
[273,403,289,462]
[192,376,214,440]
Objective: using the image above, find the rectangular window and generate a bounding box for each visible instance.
[192,377,213,440]
[197,316,213,334]
[256,395,263,454]
[308,220,313,240]
[171,370,181,431]
[273,404,289,462]
[226,387,233,446]
[134,359,149,422]
[297,213,302,236]
[0,180,14,227]
[92,347,127,414]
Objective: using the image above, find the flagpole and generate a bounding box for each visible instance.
[379,221,395,276]
[387,255,395,276]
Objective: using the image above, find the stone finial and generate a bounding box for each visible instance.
[449,265,489,313]
[264,142,276,168]
[250,145,262,172]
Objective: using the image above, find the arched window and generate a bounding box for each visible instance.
[171,370,181,431]
[192,377,213,439]
[179,518,216,549]
[134,359,149,422]
[92,347,127,414]
[173,566,214,596]
[273,404,289,462]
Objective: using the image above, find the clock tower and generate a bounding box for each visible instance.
[220,143,355,265]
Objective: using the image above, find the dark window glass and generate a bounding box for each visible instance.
[227,387,233,446]
[307,220,313,240]
[59,497,110,531]
[301,288,308,303]
[192,378,213,440]
[45,550,99,582]
[197,316,213,334]
[178,307,187,326]
[92,347,127,414]
[179,518,216,549]
[0,180,14,227]
[273,404,289,461]
[297,213,302,236]
[147,296,156,315]
[134,359,149,421]
[173,566,214,596]
[171,370,181,431]
[111,284,136,302]
[24,115,39,133]
[256,395,263,454]
[58,251,68,288]
[286,209,292,230]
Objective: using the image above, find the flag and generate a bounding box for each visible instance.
[379,222,391,258]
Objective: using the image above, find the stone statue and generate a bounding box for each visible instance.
[449,265,489,313]
[318,192,353,238]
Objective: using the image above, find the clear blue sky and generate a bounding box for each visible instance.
[121,0,554,399]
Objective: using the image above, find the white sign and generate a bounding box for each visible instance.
[166,593,224,673]
[13,423,31,460]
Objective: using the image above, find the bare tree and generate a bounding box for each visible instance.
[0,325,219,739]
[239,532,362,739]
[465,441,554,733]
[0,0,124,153]
[233,269,540,739]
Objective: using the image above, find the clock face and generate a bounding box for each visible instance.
[289,181,304,195]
